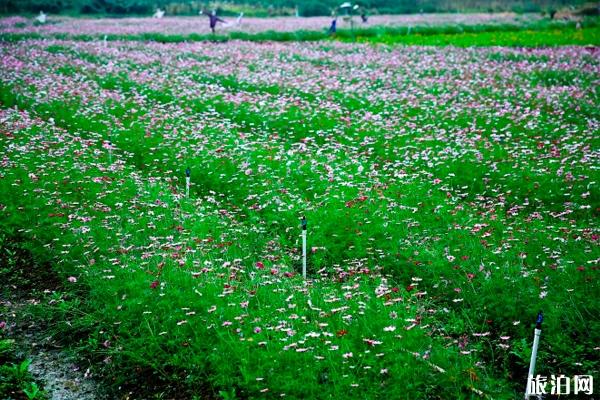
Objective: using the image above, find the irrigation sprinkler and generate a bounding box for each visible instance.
[524,311,543,399]
[301,216,307,279]
[185,167,191,198]
[108,141,112,165]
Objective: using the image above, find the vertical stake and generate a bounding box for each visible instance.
[301,216,307,279]
[525,311,543,399]
[185,167,191,198]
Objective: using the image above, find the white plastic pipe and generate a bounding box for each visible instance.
[186,176,190,198]
[524,328,541,399]
[302,229,307,279]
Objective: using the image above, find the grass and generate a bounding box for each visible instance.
[0,354,47,400]
[0,30,598,399]
[349,26,600,46]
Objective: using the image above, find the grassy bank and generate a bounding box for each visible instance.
[349,26,600,46]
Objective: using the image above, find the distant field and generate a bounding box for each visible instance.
[1,33,598,399]
[2,14,599,47]
[0,13,542,35]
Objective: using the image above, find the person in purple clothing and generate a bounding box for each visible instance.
[206,9,225,34]
[329,11,337,34]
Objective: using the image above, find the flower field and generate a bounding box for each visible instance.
[0,33,599,399]
[0,13,540,36]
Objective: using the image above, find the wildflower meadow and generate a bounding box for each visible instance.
[0,10,598,400]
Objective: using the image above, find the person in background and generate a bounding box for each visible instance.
[35,11,46,24]
[360,8,368,23]
[329,11,337,34]
[202,9,225,34]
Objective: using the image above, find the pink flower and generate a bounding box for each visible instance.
[150,280,159,289]
[343,352,353,358]
[256,261,264,269]
[254,327,262,334]
[68,276,77,283]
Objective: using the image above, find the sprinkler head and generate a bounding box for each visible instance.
[535,311,543,329]
[185,167,191,177]
[301,216,307,230]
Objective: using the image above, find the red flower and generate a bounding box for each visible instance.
[391,287,399,293]
[406,285,415,292]
[337,329,348,337]
[150,280,159,289]
[256,261,265,269]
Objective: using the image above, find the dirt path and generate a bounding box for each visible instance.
[1,298,106,400]
[27,347,104,400]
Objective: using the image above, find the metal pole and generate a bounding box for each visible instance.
[108,141,112,165]
[525,311,543,399]
[185,167,191,198]
[301,216,307,279]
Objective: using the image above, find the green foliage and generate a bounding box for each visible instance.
[299,0,331,17]
[0,341,48,400]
